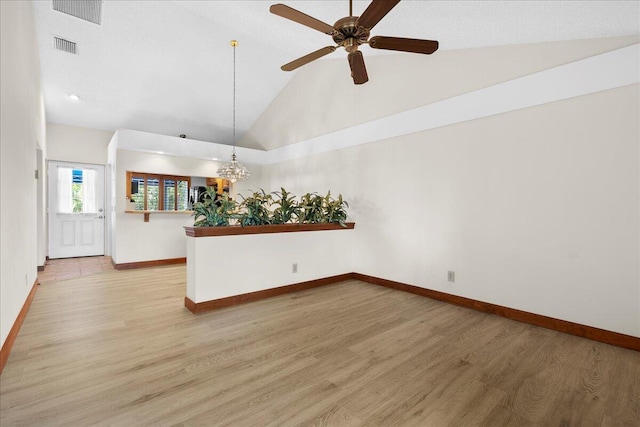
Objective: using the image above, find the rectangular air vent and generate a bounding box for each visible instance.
[53,36,77,55]
[52,0,102,25]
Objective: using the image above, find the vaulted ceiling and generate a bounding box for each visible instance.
[33,1,640,149]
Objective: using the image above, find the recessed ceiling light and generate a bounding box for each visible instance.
[211,158,218,161]
[156,151,164,154]
[68,94,80,101]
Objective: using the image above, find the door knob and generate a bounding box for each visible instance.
[96,216,104,219]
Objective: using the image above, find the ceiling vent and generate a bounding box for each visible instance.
[52,0,102,25]
[53,36,77,55]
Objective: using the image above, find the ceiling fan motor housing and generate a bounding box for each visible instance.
[332,16,370,52]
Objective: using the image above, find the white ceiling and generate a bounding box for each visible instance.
[33,0,640,148]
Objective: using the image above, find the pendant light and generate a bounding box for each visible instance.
[217,40,250,183]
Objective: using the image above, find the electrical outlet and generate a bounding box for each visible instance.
[25,274,29,287]
[292,263,298,273]
[448,271,455,282]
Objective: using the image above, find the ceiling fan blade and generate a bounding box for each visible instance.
[270,4,336,35]
[369,36,439,54]
[281,46,337,71]
[348,50,368,85]
[356,0,401,31]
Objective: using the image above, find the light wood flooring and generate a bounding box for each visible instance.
[1,266,639,426]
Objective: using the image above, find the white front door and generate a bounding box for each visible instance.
[48,161,105,259]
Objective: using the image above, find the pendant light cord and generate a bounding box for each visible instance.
[232,41,237,156]
[218,39,249,182]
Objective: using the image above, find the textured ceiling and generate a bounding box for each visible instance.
[32,1,640,149]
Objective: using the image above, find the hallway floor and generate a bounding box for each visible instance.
[38,256,115,283]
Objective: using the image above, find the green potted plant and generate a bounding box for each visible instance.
[191,187,351,229]
[323,191,349,227]
[238,189,272,227]
[271,187,300,224]
[297,192,325,224]
[192,188,237,227]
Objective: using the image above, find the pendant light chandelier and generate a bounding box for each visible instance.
[217,40,250,183]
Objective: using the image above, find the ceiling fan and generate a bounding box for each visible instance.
[270,0,439,85]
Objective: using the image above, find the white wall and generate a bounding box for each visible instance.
[113,149,215,264]
[107,129,264,264]
[187,229,354,303]
[244,35,639,150]
[0,1,47,348]
[110,146,263,264]
[264,85,639,337]
[249,39,640,337]
[47,122,113,165]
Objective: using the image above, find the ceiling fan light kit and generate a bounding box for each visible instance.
[270,0,439,85]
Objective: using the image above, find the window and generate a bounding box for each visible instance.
[126,172,190,211]
[57,167,97,213]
